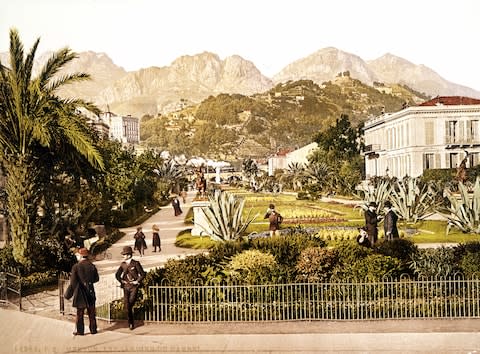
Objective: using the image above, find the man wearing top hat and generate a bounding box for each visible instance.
[64,247,99,335]
[364,201,379,245]
[383,200,399,241]
[115,246,146,330]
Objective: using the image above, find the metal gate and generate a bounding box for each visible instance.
[0,268,21,309]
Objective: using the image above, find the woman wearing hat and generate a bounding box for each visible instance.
[133,226,147,256]
[115,246,145,330]
[152,224,161,252]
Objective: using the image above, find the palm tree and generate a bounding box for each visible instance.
[286,162,306,191]
[0,29,104,268]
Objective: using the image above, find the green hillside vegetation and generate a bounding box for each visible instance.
[140,77,426,159]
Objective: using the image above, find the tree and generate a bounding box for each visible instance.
[314,114,361,160]
[0,29,103,268]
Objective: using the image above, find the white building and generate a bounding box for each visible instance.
[363,96,480,179]
[100,112,140,145]
[268,142,318,175]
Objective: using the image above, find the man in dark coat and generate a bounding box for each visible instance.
[364,201,379,245]
[115,246,146,330]
[383,200,399,241]
[65,247,99,335]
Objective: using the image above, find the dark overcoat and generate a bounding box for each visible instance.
[384,210,399,238]
[67,259,99,308]
[364,209,378,242]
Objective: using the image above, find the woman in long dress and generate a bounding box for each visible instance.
[152,224,161,252]
[133,226,147,256]
[172,196,183,216]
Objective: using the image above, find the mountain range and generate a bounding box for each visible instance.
[1,47,479,117]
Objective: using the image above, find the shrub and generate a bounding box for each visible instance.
[251,232,325,281]
[374,238,418,272]
[295,247,338,282]
[460,252,480,277]
[208,239,249,264]
[409,247,460,278]
[336,254,403,281]
[21,270,58,295]
[226,249,278,284]
[453,241,480,263]
[161,254,214,284]
[335,240,373,266]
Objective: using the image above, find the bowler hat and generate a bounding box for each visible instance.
[78,247,89,257]
[121,246,133,255]
[384,200,392,208]
[368,201,377,207]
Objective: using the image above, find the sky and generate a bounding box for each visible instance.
[1,0,479,90]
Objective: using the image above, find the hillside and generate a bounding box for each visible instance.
[140,76,425,160]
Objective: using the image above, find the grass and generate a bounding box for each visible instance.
[177,188,480,248]
[175,229,216,249]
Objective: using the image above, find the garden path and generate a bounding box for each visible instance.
[21,190,204,314]
[94,189,202,276]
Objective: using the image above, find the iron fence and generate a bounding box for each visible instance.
[0,268,21,309]
[59,273,124,322]
[145,275,480,322]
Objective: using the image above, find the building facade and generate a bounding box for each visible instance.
[268,143,318,175]
[363,96,480,179]
[100,111,140,145]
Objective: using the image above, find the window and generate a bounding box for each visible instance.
[424,153,434,169]
[446,121,458,144]
[449,153,458,168]
[470,153,479,168]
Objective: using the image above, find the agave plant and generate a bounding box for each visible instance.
[356,178,392,214]
[200,191,258,242]
[390,177,440,224]
[441,177,480,234]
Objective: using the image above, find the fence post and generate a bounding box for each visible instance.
[59,275,65,315]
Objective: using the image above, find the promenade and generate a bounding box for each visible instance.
[3,191,480,353]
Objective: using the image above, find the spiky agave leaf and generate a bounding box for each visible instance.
[200,191,258,242]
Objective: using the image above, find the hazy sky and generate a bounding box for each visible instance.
[1,0,479,90]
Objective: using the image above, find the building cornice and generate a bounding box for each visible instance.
[365,104,480,129]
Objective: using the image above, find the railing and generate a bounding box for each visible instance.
[145,276,480,322]
[59,273,124,322]
[0,268,21,310]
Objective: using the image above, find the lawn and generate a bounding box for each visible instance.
[178,189,480,247]
[231,189,480,244]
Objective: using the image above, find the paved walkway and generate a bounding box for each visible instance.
[21,190,203,314]
[2,308,480,353]
[94,190,202,276]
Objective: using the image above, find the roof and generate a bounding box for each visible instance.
[274,148,293,157]
[418,96,480,106]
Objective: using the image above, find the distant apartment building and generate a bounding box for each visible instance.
[363,96,480,179]
[90,118,110,138]
[100,111,140,145]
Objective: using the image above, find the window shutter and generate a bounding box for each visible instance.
[459,121,465,143]
[435,154,441,169]
[445,121,450,144]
